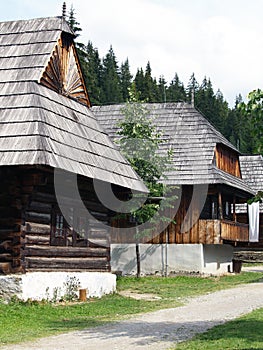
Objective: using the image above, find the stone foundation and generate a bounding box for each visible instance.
[0,272,116,301]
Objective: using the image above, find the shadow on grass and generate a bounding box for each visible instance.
[47,318,106,332]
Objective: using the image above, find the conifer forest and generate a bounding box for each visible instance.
[68,8,261,156]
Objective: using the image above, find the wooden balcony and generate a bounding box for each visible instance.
[220,220,249,242]
[197,219,249,244]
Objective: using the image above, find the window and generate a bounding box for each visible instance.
[51,209,67,246]
[73,213,89,247]
[50,207,89,247]
[54,213,64,237]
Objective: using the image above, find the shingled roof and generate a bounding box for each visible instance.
[239,155,263,211]
[92,102,254,195]
[0,16,147,193]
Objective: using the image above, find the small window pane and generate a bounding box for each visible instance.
[55,214,64,237]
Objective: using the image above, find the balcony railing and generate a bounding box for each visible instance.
[220,220,249,242]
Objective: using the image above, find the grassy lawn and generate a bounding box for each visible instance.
[173,307,263,350]
[0,271,262,346]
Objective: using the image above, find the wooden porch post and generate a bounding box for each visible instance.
[218,191,223,220]
[233,195,237,222]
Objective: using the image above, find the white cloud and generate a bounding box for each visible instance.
[1,0,263,105]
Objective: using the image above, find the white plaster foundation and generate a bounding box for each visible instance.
[0,272,116,301]
[111,243,233,276]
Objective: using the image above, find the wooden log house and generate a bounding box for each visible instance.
[0,17,147,275]
[92,103,255,245]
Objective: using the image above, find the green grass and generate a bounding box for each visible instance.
[243,262,263,267]
[0,271,262,346]
[173,307,263,349]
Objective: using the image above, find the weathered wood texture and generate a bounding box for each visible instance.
[237,155,263,244]
[0,166,112,274]
[0,168,23,274]
[111,185,249,245]
[215,144,241,177]
[92,103,253,196]
[40,34,90,107]
[0,16,146,194]
[221,220,249,242]
[234,248,263,262]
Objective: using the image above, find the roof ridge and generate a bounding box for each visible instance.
[0,16,75,36]
[0,16,61,25]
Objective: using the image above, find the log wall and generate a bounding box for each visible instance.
[0,166,111,274]
[0,168,23,274]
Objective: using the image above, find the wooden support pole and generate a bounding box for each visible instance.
[233,195,237,222]
[218,191,223,220]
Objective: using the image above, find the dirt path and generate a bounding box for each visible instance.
[2,277,263,350]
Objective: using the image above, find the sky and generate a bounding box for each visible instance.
[1,0,263,107]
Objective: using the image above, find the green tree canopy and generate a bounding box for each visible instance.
[117,88,175,224]
[100,46,123,104]
[239,89,263,154]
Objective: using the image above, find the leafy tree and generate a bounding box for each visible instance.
[116,88,176,276]
[239,89,263,154]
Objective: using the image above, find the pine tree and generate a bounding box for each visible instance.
[84,41,103,105]
[157,75,167,103]
[120,59,133,101]
[186,73,199,103]
[213,89,229,135]
[166,73,186,102]
[144,62,157,102]
[100,46,123,104]
[134,68,145,100]
[196,77,215,123]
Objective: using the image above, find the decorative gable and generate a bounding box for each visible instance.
[40,32,90,107]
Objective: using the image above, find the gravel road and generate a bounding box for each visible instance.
[1,269,263,350]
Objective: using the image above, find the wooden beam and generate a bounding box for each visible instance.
[218,191,223,220]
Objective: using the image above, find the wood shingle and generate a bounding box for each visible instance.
[92,102,254,195]
[0,16,147,193]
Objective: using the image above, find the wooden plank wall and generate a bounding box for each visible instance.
[215,144,241,177]
[111,186,222,245]
[221,220,249,242]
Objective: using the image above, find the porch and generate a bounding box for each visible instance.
[139,219,249,245]
[220,220,249,242]
[198,219,249,243]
